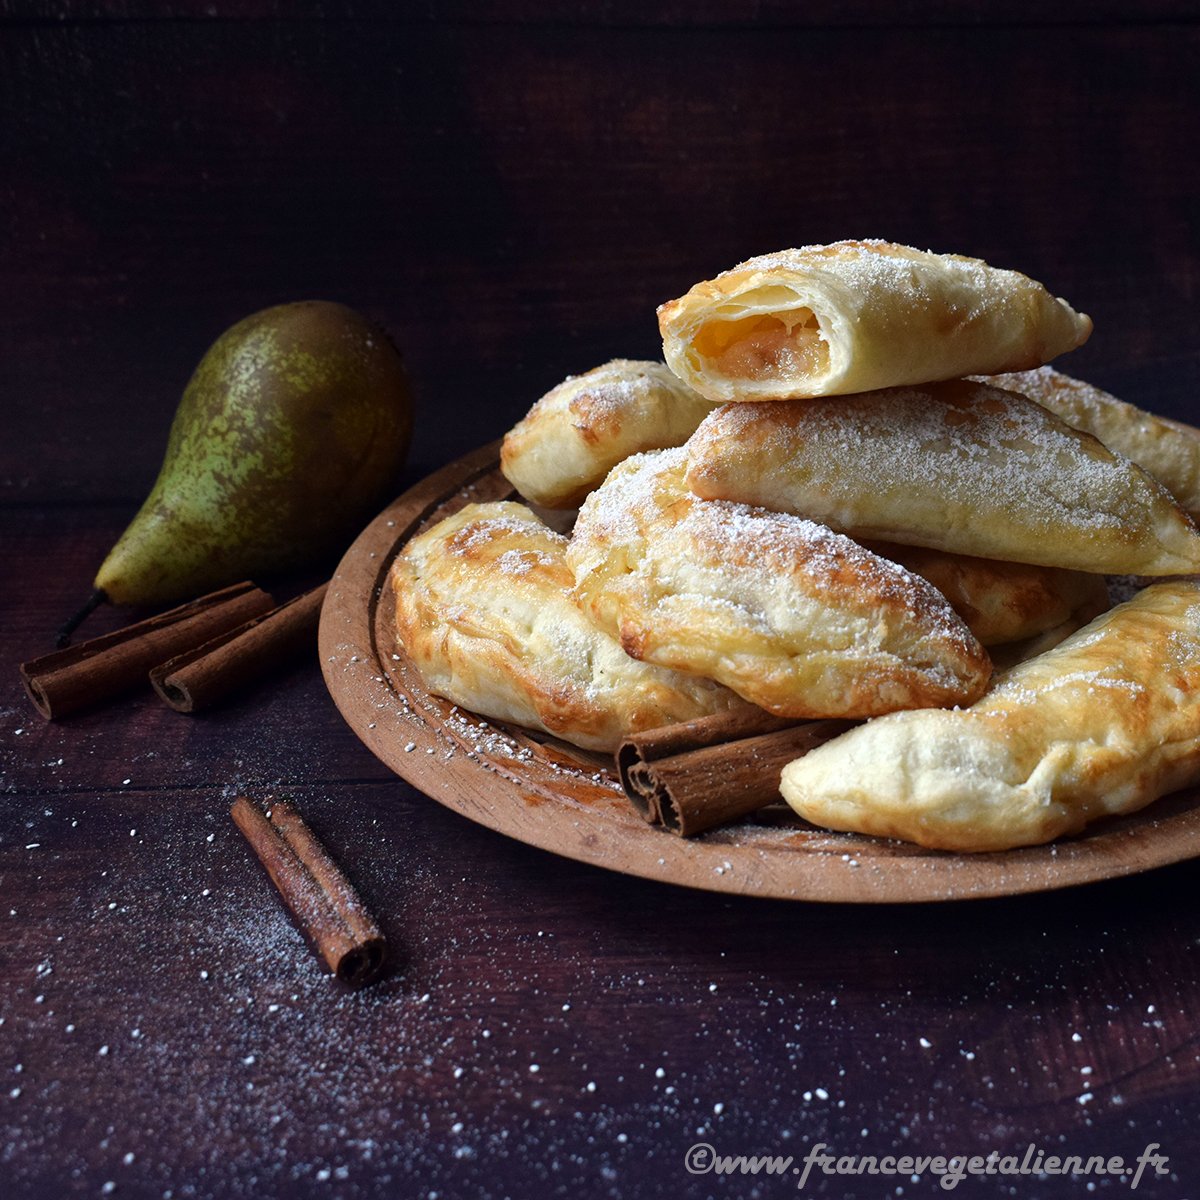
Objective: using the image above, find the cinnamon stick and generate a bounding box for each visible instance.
[230,796,387,987]
[617,712,853,837]
[19,582,275,719]
[150,583,328,713]
[616,708,800,822]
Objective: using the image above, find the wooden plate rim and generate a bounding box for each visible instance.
[318,441,1200,903]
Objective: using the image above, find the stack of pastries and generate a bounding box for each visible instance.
[391,239,1200,852]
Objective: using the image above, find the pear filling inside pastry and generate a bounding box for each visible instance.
[692,297,829,383]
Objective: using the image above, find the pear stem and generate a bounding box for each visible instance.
[57,588,108,648]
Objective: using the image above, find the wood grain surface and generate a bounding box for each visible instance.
[3,5,1199,1198]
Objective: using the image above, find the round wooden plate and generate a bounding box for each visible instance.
[318,442,1200,903]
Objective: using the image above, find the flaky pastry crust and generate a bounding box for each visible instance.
[685,380,1200,576]
[780,581,1200,851]
[983,366,1200,519]
[865,542,1110,647]
[565,448,991,718]
[658,240,1091,402]
[390,502,747,752]
[500,359,718,508]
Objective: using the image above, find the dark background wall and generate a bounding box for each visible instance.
[3,2,1198,504]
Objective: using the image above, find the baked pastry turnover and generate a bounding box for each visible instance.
[658,240,1092,402]
[565,448,991,718]
[864,542,1110,647]
[500,359,718,508]
[983,366,1200,519]
[780,581,1200,852]
[685,380,1200,576]
[389,502,746,752]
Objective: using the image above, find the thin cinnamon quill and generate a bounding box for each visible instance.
[19,582,274,719]
[150,583,328,713]
[617,711,852,836]
[230,796,387,987]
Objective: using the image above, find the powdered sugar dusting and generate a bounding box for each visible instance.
[525,359,676,423]
[981,365,1200,516]
[690,383,1197,574]
[563,361,667,422]
[983,364,1118,410]
[726,241,1052,328]
[569,449,988,712]
[578,448,972,645]
[449,514,565,555]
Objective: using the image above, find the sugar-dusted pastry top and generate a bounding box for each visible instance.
[658,240,1092,402]
[565,448,991,718]
[864,542,1110,646]
[500,359,719,508]
[389,502,746,752]
[780,580,1200,852]
[685,380,1200,576]
[983,366,1200,519]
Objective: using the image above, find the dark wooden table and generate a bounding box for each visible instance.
[3,5,1199,1197]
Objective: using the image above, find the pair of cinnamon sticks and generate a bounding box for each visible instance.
[19,581,327,720]
[617,709,852,837]
[20,587,384,985]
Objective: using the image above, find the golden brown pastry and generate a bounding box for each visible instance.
[780,581,1200,852]
[565,449,991,718]
[983,366,1200,518]
[685,380,1200,576]
[658,240,1091,402]
[390,502,747,752]
[985,603,1104,673]
[865,542,1110,646]
[500,359,718,508]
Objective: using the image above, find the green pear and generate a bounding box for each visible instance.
[77,301,413,625]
